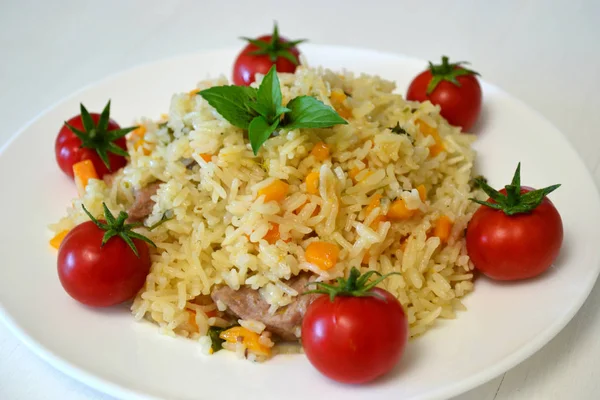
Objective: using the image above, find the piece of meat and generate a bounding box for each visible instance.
[103,171,118,187]
[211,275,318,341]
[127,182,161,222]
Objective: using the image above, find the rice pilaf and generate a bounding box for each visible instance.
[51,66,479,359]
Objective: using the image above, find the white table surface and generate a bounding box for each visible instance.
[1,0,599,399]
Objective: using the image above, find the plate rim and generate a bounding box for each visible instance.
[1,43,599,400]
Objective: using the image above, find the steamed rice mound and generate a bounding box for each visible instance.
[51,65,479,349]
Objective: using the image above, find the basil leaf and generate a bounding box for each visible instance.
[248,116,280,155]
[282,96,348,131]
[256,66,283,122]
[275,105,291,119]
[207,326,225,353]
[248,101,271,118]
[198,86,258,129]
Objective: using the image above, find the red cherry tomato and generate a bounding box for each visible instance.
[55,113,127,179]
[302,287,408,384]
[57,220,150,307]
[407,56,482,132]
[466,187,563,280]
[233,24,303,86]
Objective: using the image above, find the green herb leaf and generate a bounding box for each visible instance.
[248,115,280,155]
[469,175,488,190]
[256,66,284,122]
[208,326,226,353]
[198,86,258,129]
[282,96,348,131]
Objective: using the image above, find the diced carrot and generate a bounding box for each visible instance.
[200,153,212,163]
[49,230,69,249]
[416,120,445,157]
[362,251,370,264]
[339,108,353,119]
[311,142,330,161]
[387,198,416,220]
[349,167,372,184]
[73,160,98,196]
[330,89,352,119]
[220,326,271,355]
[306,172,320,194]
[134,138,151,155]
[258,180,289,203]
[365,194,386,228]
[370,215,387,229]
[305,241,340,270]
[131,125,146,139]
[365,194,382,215]
[294,201,320,217]
[205,309,218,318]
[400,240,408,251]
[349,167,361,181]
[263,223,290,244]
[434,215,453,243]
[330,89,347,104]
[416,184,427,202]
[187,310,199,332]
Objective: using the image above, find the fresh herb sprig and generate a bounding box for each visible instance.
[198,66,347,155]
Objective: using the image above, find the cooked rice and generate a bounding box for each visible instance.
[51,65,480,352]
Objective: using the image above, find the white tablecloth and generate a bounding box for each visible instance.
[1,1,599,399]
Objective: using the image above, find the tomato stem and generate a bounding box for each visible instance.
[82,203,156,257]
[305,267,400,302]
[426,56,480,95]
[64,101,137,171]
[470,163,561,216]
[241,22,306,65]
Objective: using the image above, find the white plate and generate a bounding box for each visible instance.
[1,45,599,400]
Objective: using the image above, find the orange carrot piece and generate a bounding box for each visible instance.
[362,251,370,265]
[434,215,453,243]
[305,241,340,270]
[131,125,146,139]
[370,215,387,229]
[416,120,445,157]
[349,167,361,182]
[311,142,330,161]
[416,184,427,202]
[365,194,382,215]
[258,180,289,203]
[330,89,352,120]
[73,159,98,196]
[49,230,69,249]
[263,223,290,244]
[187,310,199,332]
[220,326,270,355]
[200,153,212,163]
[387,198,416,220]
[306,172,320,194]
